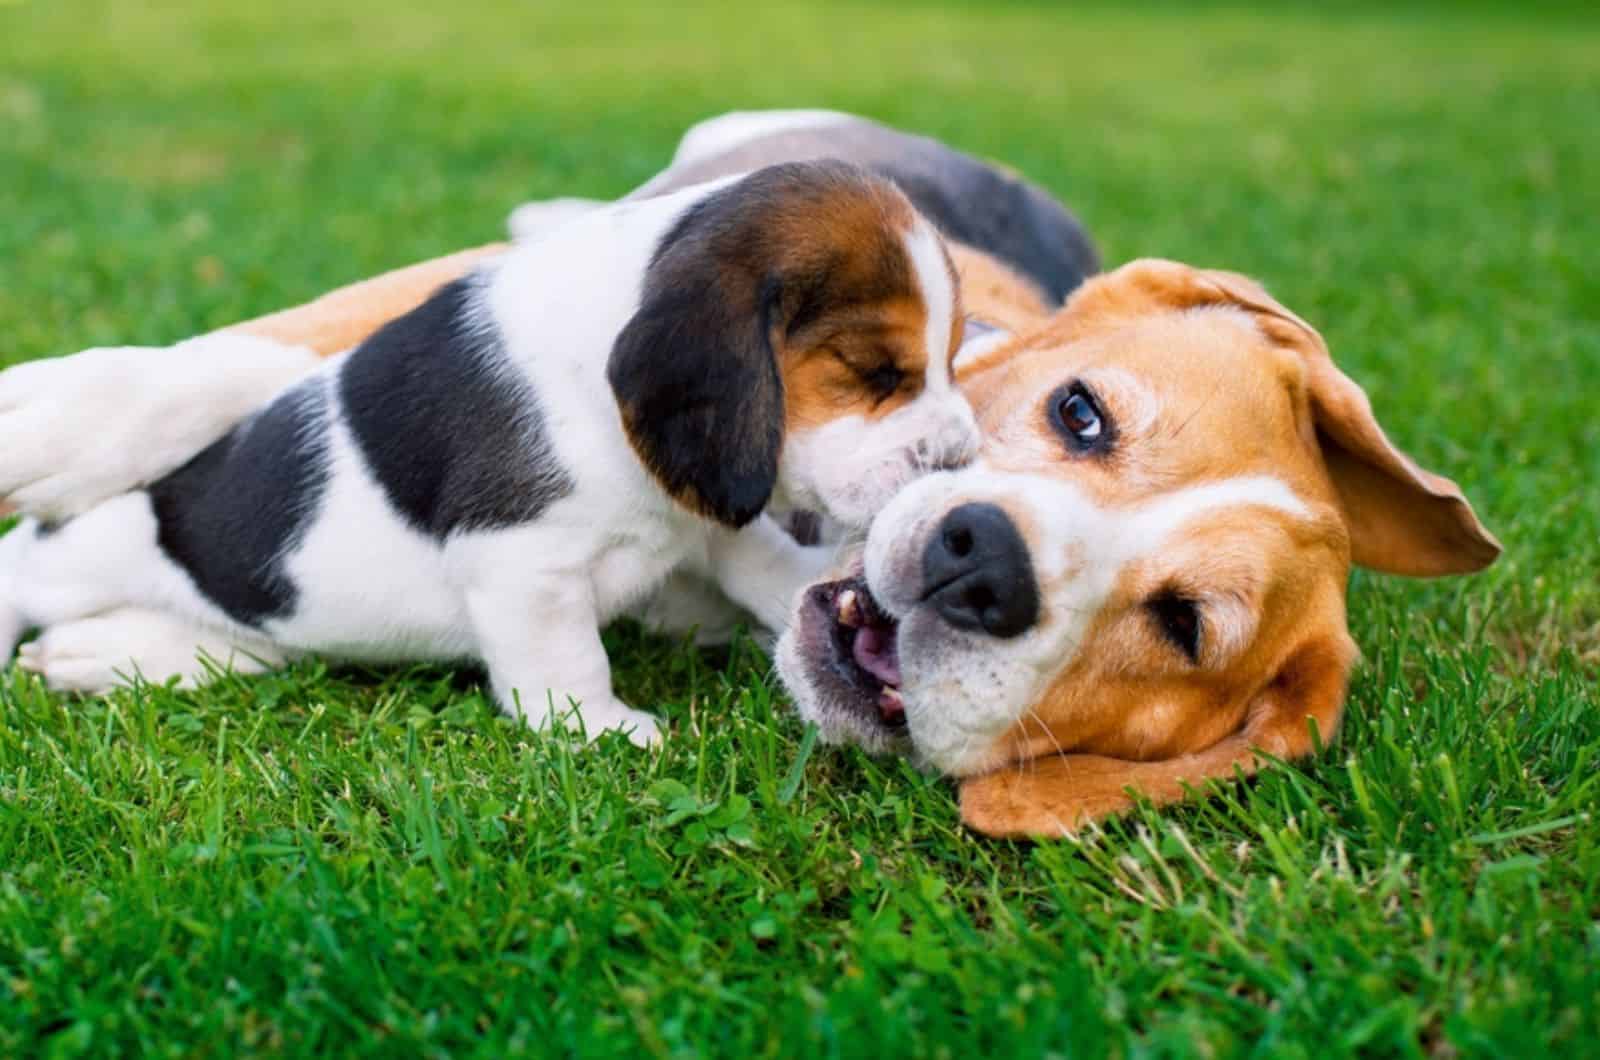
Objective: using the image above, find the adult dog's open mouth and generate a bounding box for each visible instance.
[798,574,907,732]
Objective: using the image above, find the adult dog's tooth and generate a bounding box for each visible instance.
[878,687,906,722]
[836,589,863,627]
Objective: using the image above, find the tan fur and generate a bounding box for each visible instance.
[946,242,1052,332]
[229,243,509,355]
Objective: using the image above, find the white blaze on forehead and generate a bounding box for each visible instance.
[903,220,957,392]
[1115,475,1310,563]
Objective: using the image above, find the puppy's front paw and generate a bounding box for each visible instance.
[0,336,319,521]
[580,699,663,748]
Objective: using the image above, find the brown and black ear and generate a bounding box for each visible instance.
[959,631,1356,838]
[608,178,790,527]
[1062,259,1502,577]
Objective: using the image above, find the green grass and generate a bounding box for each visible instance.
[2,0,1598,1055]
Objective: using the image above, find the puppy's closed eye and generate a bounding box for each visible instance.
[828,344,906,401]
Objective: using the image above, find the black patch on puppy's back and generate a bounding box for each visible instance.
[338,275,573,539]
[148,377,332,627]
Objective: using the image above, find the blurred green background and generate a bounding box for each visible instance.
[2,2,1597,1056]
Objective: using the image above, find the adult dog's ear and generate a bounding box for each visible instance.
[1059,260,1502,577]
[1193,267,1502,576]
[960,631,1356,838]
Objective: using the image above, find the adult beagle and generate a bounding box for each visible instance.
[0,160,982,744]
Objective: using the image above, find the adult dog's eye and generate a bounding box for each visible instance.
[1048,383,1109,452]
[1147,591,1201,662]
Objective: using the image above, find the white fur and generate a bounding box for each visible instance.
[907,221,958,389]
[267,370,477,662]
[0,334,319,521]
[703,517,838,634]
[628,570,753,647]
[1117,476,1308,559]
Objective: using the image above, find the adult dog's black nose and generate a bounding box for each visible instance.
[921,502,1039,638]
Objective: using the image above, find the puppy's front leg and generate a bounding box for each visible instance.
[464,574,660,748]
[708,515,838,634]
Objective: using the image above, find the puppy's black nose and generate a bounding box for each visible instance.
[921,502,1039,638]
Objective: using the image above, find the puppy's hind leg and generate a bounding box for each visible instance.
[1,492,248,680]
[17,607,285,694]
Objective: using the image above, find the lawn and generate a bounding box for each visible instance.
[2,0,1598,1055]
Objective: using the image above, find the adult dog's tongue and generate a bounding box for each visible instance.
[851,625,901,687]
[835,582,906,726]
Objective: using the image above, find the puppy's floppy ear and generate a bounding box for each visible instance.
[1062,259,1501,577]
[608,180,788,528]
[960,631,1356,838]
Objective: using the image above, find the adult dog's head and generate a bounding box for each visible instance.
[778,259,1500,835]
[609,161,975,530]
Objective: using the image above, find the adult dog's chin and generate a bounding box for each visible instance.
[776,570,913,756]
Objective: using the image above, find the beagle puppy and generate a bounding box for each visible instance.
[778,259,1500,834]
[0,160,979,743]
